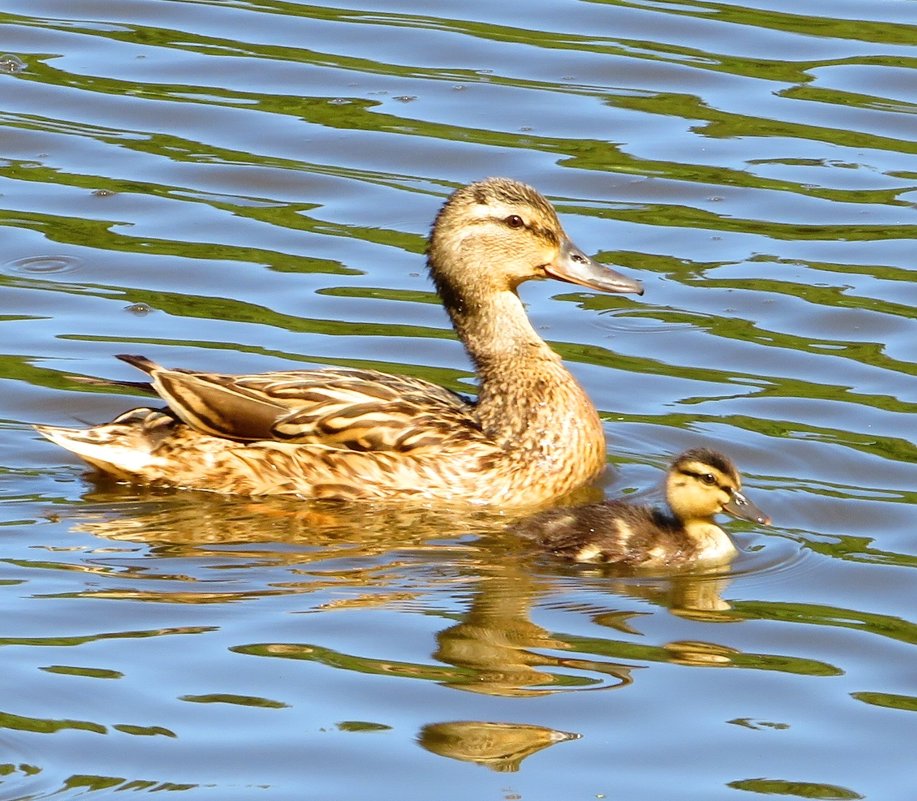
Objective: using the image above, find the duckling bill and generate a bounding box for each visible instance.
[512,449,770,568]
[35,177,643,505]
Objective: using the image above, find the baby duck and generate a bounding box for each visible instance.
[512,448,770,569]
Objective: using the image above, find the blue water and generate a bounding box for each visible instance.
[1,0,915,799]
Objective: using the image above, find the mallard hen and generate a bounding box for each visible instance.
[512,448,770,567]
[36,177,643,505]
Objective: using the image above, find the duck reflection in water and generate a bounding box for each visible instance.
[417,720,580,772]
[59,477,771,697]
[432,560,635,697]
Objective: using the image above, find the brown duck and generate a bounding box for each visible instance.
[36,178,643,505]
[512,449,770,567]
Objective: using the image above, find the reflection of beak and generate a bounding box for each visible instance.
[723,490,771,525]
[545,237,644,295]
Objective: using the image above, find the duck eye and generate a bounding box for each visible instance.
[504,215,525,229]
[701,473,717,486]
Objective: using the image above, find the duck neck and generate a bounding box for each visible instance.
[447,288,606,475]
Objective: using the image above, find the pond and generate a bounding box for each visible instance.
[1,1,915,799]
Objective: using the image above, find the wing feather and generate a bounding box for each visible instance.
[135,362,484,452]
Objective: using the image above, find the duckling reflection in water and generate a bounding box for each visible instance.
[512,448,770,569]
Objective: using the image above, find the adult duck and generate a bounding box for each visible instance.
[512,449,770,567]
[36,178,643,505]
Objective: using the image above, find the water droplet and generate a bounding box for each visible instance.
[328,97,352,105]
[124,302,154,315]
[93,188,117,198]
[0,54,26,74]
[3,255,84,275]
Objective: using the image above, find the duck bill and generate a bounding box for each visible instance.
[723,491,771,525]
[545,237,643,295]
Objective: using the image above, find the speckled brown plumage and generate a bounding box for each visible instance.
[512,449,770,567]
[35,177,643,506]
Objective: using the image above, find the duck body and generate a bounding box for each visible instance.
[512,448,770,568]
[35,178,643,506]
[40,356,603,505]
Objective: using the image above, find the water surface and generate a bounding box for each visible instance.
[1,0,915,799]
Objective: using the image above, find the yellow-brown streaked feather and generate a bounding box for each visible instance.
[151,370,286,441]
[273,395,487,451]
[126,359,485,452]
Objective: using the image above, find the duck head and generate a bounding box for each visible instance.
[666,448,770,526]
[427,177,643,309]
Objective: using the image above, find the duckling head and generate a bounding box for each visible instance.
[666,448,770,526]
[427,177,643,311]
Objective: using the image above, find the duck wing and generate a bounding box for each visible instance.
[117,355,485,452]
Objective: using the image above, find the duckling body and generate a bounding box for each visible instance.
[35,178,643,506]
[513,449,770,568]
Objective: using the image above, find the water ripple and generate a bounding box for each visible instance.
[0,0,914,798]
[2,255,85,276]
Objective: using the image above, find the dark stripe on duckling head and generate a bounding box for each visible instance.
[672,448,739,485]
[677,468,731,497]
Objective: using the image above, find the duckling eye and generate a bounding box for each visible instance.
[504,214,525,229]
[701,473,717,486]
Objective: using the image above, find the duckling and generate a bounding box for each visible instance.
[512,448,770,568]
[35,178,643,506]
